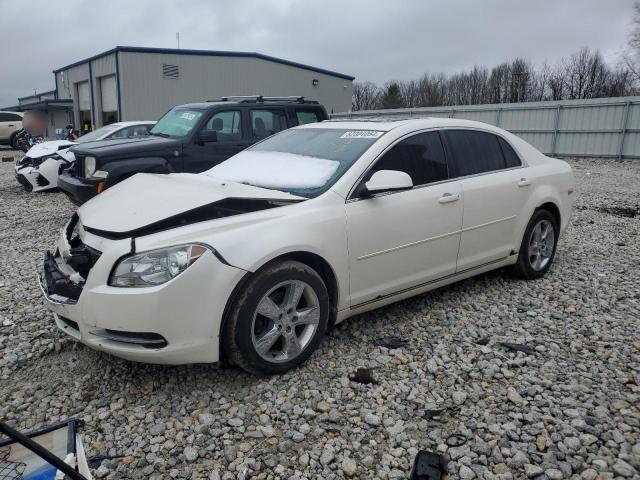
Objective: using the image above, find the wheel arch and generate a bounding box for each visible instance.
[219,250,341,348]
[536,201,561,227]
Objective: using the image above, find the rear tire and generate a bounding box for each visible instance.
[9,131,18,149]
[511,209,559,280]
[222,260,329,375]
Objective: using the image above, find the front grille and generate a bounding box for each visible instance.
[75,156,84,177]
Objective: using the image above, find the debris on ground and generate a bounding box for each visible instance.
[374,336,408,349]
[498,342,536,355]
[349,368,377,384]
[410,450,448,480]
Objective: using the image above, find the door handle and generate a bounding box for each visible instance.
[438,193,460,204]
[518,178,532,187]
[7,124,14,127]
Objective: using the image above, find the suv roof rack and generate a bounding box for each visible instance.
[213,95,318,104]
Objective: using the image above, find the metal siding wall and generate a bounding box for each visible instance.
[91,54,117,126]
[333,96,640,159]
[118,52,352,121]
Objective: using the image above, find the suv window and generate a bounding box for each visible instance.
[368,131,448,187]
[295,110,322,125]
[498,136,522,168]
[444,130,509,176]
[203,110,242,141]
[250,109,288,140]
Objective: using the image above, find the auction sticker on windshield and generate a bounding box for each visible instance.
[180,112,197,121]
[340,131,384,139]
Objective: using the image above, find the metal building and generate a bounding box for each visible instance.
[48,46,354,131]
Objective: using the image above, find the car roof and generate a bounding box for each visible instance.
[300,117,507,133]
[177,100,322,109]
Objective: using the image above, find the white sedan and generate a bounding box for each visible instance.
[15,121,154,192]
[39,118,574,374]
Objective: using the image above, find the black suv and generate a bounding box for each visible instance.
[59,96,328,205]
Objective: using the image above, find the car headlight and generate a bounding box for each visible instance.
[84,156,96,178]
[109,244,208,287]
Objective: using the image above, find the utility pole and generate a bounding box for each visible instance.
[176,32,180,49]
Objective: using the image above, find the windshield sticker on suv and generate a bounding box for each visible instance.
[340,130,384,139]
[180,112,197,121]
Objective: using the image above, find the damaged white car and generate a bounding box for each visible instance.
[15,121,154,192]
[39,118,574,374]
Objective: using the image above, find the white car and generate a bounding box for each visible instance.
[39,118,574,374]
[0,110,24,145]
[15,121,155,192]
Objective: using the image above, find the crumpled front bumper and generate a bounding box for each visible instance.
[38,219,246,364]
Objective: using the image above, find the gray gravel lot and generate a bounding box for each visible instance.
[0,148,639,480]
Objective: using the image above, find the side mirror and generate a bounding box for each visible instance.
[197,130,218,144]
[363,170,413,196]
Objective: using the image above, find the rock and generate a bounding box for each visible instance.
[320,446,335,466]
[183,446,198,462]
[536,434,548,451]
[95,465,110,478]
[316,401,331,412]
[364,413,381,426]
[580,468,597,480]
[524,464,543,478]
[459,465,476,479]
[452,391,468,405]
[545,468,563,480]
[507,387,524,406]
[342,457,357,477]
[227,418,243,427]
[612,459,637,478]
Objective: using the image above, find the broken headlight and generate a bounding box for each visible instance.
[109,244,208,287]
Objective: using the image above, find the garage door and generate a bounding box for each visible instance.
[77,82,90,110]
[100,76,117,112]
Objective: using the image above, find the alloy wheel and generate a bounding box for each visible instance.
[527,219,555,271]
[251,280,320,363]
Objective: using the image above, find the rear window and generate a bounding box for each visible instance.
[295,110,322,125]
[444,130,509,176]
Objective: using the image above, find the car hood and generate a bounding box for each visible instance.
[70,135,178,157]
[26,140,76,158]
[78,172,305,237]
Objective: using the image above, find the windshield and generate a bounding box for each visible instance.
[205,128,384,197]
[150,107,204,137]
[76,124,120,143]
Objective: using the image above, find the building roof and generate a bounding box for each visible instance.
[17,90,56,101]
[2,99,73,112]
[52,45,355,81]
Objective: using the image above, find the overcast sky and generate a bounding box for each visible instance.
[0,0,636,107]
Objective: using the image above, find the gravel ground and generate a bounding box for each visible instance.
[0,150,638,480]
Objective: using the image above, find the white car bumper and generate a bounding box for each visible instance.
[15,157,62,192]
[39,226,246,364]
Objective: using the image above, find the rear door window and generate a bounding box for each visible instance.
[250,109,288,140]
[368,131,449,186]
[498,137,522,168]
[295,109,322,125]
[444,130,507,176]
[203,110,242,141]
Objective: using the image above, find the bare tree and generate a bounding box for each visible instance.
[351,81,382,111]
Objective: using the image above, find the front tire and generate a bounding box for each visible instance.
[223,260,329,375]
[511,209,559,279]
